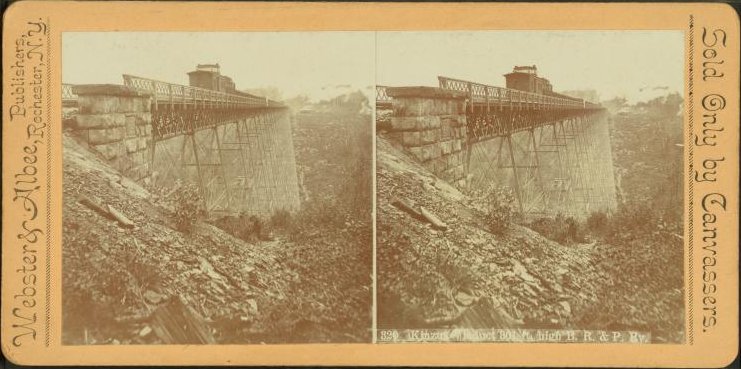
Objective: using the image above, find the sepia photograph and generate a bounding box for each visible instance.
[375,31,685,343]
[2,1,740,366]
[60,32,374,344]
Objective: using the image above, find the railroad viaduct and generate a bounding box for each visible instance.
[377,75,618,219]
[63,74,301,217]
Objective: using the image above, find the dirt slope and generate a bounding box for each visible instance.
[63,134,297,344]
[62,108,373,344]
[376,134,683,342]
[377,135,601,329]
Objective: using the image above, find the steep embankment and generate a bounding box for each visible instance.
[273,110,373,343]
[63,134,293,344]
[63,107,373,344]
[377,129,683,342]
[377,135,602,330]
[610,107,684,224]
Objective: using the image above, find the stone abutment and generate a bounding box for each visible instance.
[68,84,153,181]
[383,87,469,187]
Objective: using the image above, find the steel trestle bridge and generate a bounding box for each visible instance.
[64,74,300,217]
[377,75,615,218]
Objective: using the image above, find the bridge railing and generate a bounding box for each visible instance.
[438,76,598,110]
[62,83,78,106]
[122,74,284,110]
[376,85,393,109]
[376,85,391,101]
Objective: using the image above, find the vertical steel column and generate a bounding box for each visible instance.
[558,119,578,217]
[548,122,567,215]
[244,116,261,214]
[149,97,157,179]
[234,118,252,209]
[581,114,604,211]
[188,132,208,210]
[575,118,589,214]
[505,134,524,213]
[528,127,547,213]
[573,116,594,215]
[213,125,232,210]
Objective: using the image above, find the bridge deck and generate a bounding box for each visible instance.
[64,76,287,141]
[376,77,604,144]
[120,76,288,140]
[437,76,600,110]
[122,75,283,109]
[63,75,284,110]
[377,77,602,111]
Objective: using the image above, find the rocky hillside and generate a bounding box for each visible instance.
[376,129,683,342]
[62,105,372,344]
[610,93,684,227]
[63,133,285,344]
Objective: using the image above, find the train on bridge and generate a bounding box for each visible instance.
[187,63,271,102]
[503,65,598,109]
[377,65,601,112]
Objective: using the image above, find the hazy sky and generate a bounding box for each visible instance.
[377,31,684,102]
[63,32,375,101]
[64,31,683,103]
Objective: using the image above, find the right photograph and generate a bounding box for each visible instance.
[375,31,685,343]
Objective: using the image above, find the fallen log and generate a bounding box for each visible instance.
[391,197,449,231]
[419,206,448,231]
[107,204,135,228]
[391,198,424,221]
[78,195,114,220]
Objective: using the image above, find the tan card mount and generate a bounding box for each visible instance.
[2,1,738,367]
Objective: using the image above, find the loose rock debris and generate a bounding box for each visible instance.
[63,105,372,345]
[376,135,683,343]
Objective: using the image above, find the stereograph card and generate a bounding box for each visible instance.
[1,1,738,366]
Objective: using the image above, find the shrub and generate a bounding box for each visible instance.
[484,187,516,235]
[586,211,609,234]
[212,213,269,242]
[528,214,587,245]
[246,215,263,240]
[605,202,661,242]
[562,216,583,243]
[173,184,202,233]
[299,198,346,228]
[270,209,293,230]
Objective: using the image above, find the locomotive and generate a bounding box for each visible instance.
[504,65,598,109]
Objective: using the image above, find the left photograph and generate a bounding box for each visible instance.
[61,32,374,344]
